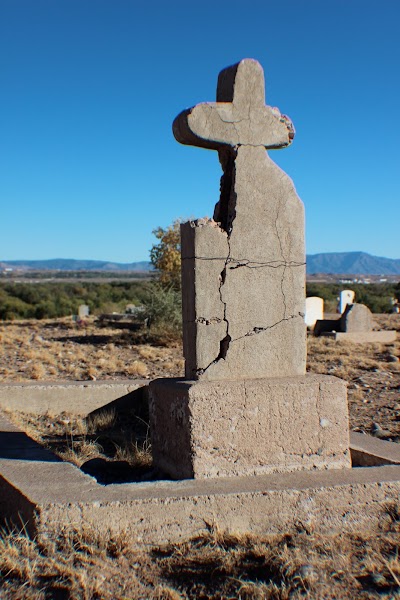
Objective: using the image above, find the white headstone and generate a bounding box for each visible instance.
[305,296,324,327]
[339,290,355,314]
[78,304,90,318]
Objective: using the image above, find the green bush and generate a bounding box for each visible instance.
[0,281,149,320]
[141,282,182,341]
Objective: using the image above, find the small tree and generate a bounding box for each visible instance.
[149,219,181,288]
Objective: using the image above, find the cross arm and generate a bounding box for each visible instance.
[173,59,295,151]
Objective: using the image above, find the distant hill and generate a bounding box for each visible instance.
[0,259,154,272]
[306,252,400,275]
[1,252,400,275]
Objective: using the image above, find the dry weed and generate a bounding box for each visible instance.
[0,524,150,599]
[138,345,158,360]
[6,408,152,476]
[86,408,117,433]
[26,363,46,380]
[114,440,152,468]
[126,360,149,377]
[59,439,104,467]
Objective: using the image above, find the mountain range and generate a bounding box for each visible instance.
[0,259,153,272]
[305,252,400,275]
[1,252,400,275]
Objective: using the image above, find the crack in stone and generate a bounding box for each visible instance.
[231,312,304,342]
[228,258,304,270]
[219,116,244,124]
[274,198,288,319]
[182,256,305,269]
[196,240,232,377]
[195,149,237,377]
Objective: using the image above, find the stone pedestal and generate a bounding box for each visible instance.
[149,374,350,479]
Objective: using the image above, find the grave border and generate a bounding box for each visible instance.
[1,384,400,545]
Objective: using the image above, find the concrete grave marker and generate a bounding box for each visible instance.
[149,59,350,479]
[78,304,89,318]
[305,296,324,328]
[339,290,355,314]
[175,59,306,380]
[340,303,373,333]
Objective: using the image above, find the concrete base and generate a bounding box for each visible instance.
[1,413,400,545]
[149,375,351,479]
[0,380,149,415]
[320,331,396,343]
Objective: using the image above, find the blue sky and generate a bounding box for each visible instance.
[1,0,399,262]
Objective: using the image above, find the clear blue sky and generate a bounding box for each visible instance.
[1,0,399,262]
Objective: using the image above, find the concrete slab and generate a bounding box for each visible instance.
[1,413,400,545]
[350,431,400,466]
[0,380,149,415]
[320,331,397,343]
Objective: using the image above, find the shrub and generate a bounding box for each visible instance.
[141,282,182,343]
[150,220,181,289]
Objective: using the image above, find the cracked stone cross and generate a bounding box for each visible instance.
[174,58,306,381]
[148,59,350,479]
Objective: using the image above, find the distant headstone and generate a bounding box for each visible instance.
[149,58,350,479]
[340,303,373,333]
[314,302,396,342]
[78,305,90,318]
[305,297,324,328]
[339,290,355,314]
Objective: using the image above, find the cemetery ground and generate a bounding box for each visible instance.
[0,314,399,598]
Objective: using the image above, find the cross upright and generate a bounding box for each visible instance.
[174,59,306,381]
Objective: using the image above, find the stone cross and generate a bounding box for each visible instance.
[174,59,306,380]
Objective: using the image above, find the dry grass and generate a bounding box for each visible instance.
[7,406,152,475]
[0,317,184,382]
[2,513,400,599]
[307,316,400,439]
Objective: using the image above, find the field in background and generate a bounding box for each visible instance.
[1,279,399,319]
[1,314,399,437]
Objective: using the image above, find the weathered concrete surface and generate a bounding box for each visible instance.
[321,331,397,343]
[0,380,149,415]
[351,431,400,467]
[1,413,400,545]
[149,375,350,479]
[176,59,306,381]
